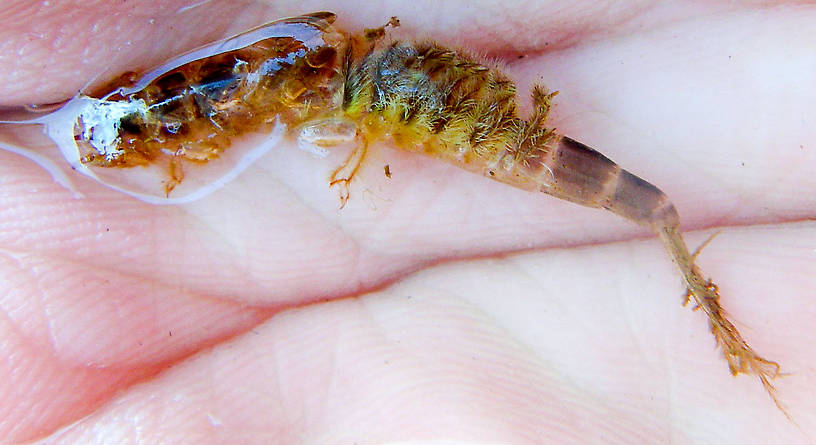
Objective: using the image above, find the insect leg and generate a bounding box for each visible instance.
[546,136,786,415]
[329,133,368,208]
[657,224,787,417]
[165,156,184,196]
[296,117,362,207]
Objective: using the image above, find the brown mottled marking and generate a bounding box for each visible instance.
[28,11,785,417]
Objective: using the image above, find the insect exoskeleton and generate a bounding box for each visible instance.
[0,11,787,418]
[2,12,348,204]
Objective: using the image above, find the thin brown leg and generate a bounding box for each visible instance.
[329,135,368,208]
[165,157,183,196]
[657,224,790,421]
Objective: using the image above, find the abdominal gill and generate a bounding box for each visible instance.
[339,33,787,417]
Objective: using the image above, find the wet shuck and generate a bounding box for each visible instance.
[0,11,787,418]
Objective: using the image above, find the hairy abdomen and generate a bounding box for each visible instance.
[349,41,676,228]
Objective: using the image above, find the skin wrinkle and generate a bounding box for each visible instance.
[161,210,272,295]
[5,187,269,299]
[0,1,240,105]
[0,0,783,105]
[0,249,59,354]
[4,163,395,302]
[28,184,784,316]
[0,1,42,22]
[0,286,44,359]
[0,247,272,369]
[531,14,815,226]
[0,1,812,442]
[185,154,379,296]
[614,262,653,372]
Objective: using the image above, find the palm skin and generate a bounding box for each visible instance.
[0,0,814,443]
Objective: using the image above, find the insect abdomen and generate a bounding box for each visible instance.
[346,40,677,228]
[345,41,522,164]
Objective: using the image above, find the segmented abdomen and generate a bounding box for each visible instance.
[343,41,539,168]
[345,40,676,227]
[75,12,345,168]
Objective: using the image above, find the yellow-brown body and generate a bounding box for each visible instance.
[62,11,785,416]
[74,12,345,191]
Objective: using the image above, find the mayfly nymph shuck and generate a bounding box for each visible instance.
[0,12,786,416]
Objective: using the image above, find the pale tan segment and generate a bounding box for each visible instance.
[333,19,786,418]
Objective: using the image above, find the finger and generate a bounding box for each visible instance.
[1,4,812,440]
[42,221,815,443]
[0,4,813,311]
[519,6,816,228]
[1,0,802,104]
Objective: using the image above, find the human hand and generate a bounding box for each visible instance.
[0,1,814,443]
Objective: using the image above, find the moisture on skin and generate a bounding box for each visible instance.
[2,11,788,418]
